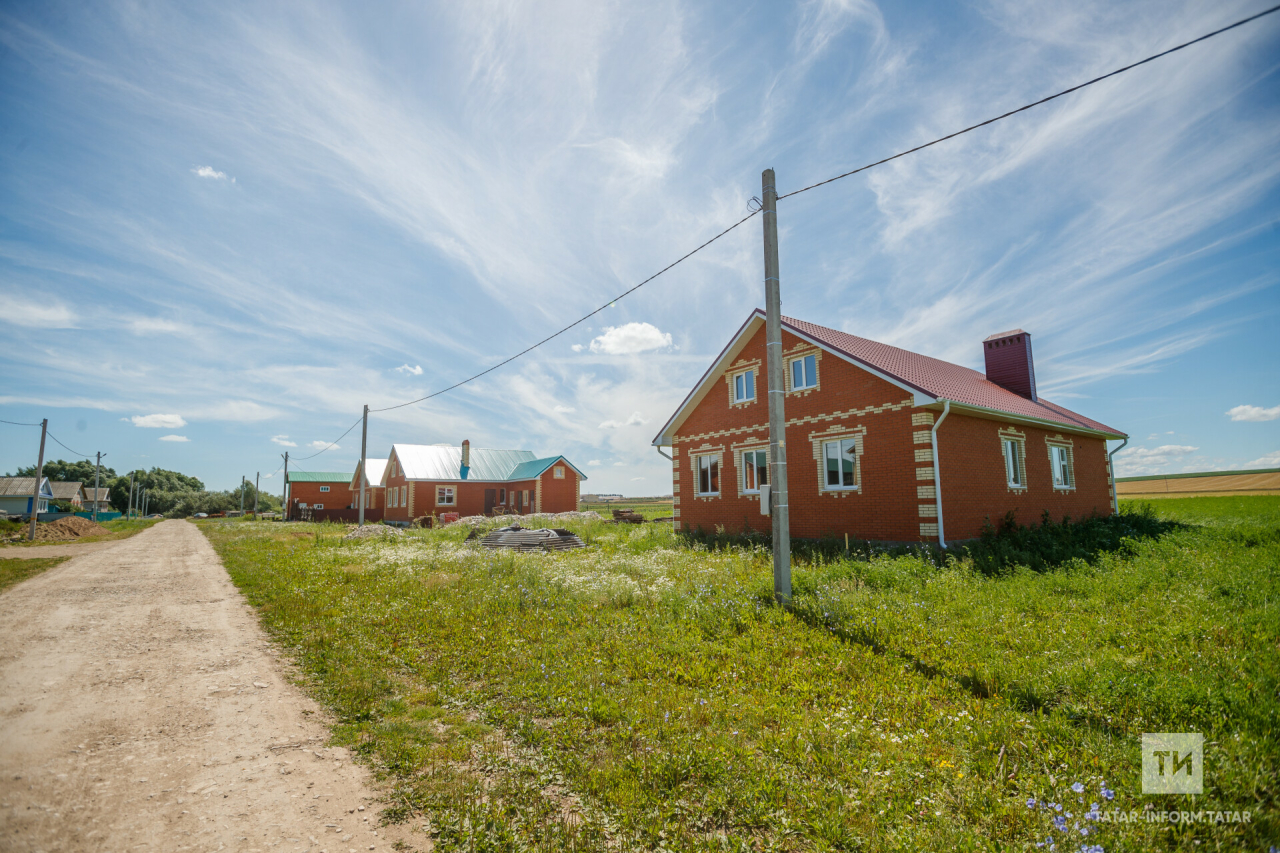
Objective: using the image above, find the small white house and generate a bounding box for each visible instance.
[0,477,55,517]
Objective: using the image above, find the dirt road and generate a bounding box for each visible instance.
[0,520,419,852]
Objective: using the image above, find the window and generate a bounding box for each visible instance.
[1050,445,1074,489]
[823,438,858,489]
[741,449,769,493]
[499,488,506,505]
[437,486,455,505]
[697,455,720,495]
[1003,438,1025,488]
[791,354,817,390]
[734,370,755,403]
[314,503,324,510]
[554,466,565,479]
[319,485,330,493]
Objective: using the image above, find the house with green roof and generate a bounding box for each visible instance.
[285,470,352,520]
[380,440,585,522]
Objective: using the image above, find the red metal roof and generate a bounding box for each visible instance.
[782,313,1124,437]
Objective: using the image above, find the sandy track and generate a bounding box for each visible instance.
[0,520,419,852]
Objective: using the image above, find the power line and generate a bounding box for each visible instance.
[0,418,41,426]
[778,3,1280,200]
[370,210,761,413]
[46,432,93,460]
[289,415,363,461]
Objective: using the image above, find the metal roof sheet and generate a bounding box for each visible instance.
[0,477,53,497]
[286,471,352,483]
[507,456,588,481]
[48,481,84,500]
[350,459,388,490]
[390,445,536,483]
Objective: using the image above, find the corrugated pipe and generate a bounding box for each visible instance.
[930,401,951,548]
[1108,437,1128,515]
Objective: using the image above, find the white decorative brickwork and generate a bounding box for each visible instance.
[916,467,934,481]
[914,448,933,463]
[912,429,932,444]
[676,398,913,445]
[917,485,936,500]
[918,503,937,518]
[911,412,935,426]
[919,522,939,538]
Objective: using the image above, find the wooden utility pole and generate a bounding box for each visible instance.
[281,452,289,521]
[26,418,48,541]
[240,476,246,514]
[762,168,792,603]
[127,471,135,519]
[92,452,104,523]
[359,404,369,527]
[253,471,260,516]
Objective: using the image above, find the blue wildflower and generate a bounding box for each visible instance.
[1027,797,1037,808]
[1071,782,1084,794]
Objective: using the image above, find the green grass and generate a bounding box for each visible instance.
[0,516,159,546]
[201,497,1279,851]
[0,556,70,592]
[579,499,674,521]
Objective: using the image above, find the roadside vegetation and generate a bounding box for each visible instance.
[202,497,1278,851]
[0,516,160,546]
[0,555,70,592]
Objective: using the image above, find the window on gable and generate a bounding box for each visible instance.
[791,354,817,390]
[319,486,330,493]
[554,466,565,479]
[436,486,455,505]
[733,370,755,403]
[1050,445,1075,489]
[742,449,769,493]
[823,438,859,490]
[1003,438,1026,488]
[697,455,720,495]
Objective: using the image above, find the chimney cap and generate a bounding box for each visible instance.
[984,329,1030,343]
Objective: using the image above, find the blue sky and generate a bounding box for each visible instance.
[1,0,1277,495]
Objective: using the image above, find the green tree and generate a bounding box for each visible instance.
[7,458,118,483]
[107,467,205,514]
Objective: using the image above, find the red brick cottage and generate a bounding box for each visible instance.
[349,458,388,512]
[380,442,585,524]
[285,471,351,520]
[652,310,1127,544]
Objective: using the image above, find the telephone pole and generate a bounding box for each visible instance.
[26,418,48,541]
[127,471,135,519]
[92,452,105,523]
[359,404,369,527]
[762,168,792,603]
[281,452,289,521]
[240,476,246,514]
[253,471,260,516]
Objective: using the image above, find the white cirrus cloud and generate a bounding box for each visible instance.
[309,440,338,450]
[587,460,601,466]
[553,405,575,414]
[159,434,190,442]
[630,476,645,481]
[271,435,297,447]
[571,344,584,352]
[1226,404,1280,423]
[1114,444,1199,476]
[0,294,76,328]
[598,412,649,429]
[587,322,673,355]
[193,165,228,180]
[131,413,187,429]
[395,364,423,375]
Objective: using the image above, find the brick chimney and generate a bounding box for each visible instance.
[983,330,1037,401]
[461,439,471,468]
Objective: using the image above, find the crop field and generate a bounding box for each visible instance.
[201,496,1279,851]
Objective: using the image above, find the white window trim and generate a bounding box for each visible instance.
[821,436,861,491]
[319,485,330,493]
[436,486,455,506]
[696,454,721,496]
[1003,437,1027,490]
[314,503,324,510]
[790,354,818,391]
[554,466,565,479]
[733,369,756,404]
[740,447,768,494]
[1048,443,1076,491]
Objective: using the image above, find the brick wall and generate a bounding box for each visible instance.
[670,325,1115,543]
[287,481,347,512]
[537,459,580,513]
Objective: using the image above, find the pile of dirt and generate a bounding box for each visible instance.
[444,511,603,528]
[31,517,112,541]
[342,524,405,541]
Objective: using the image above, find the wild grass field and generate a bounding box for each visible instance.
[0,516,159,546]
[0,555,70,592]
[202,497,1279,851]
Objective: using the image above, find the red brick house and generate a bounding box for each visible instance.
[380,441,585,524]
[349,458,387,511]
[652,310,1127,544]
[285,471,351,520]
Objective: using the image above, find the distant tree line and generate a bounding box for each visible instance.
[6,460,280,517]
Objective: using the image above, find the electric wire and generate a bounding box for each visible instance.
[288,415,363,461]
[0,418,42,427]
[45,432,93,460]
[369,210,760,413]
[778,3,1280,200]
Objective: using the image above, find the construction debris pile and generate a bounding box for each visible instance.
[4,516,114,543]
[342,524,405,541]
[469,524,587,552]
